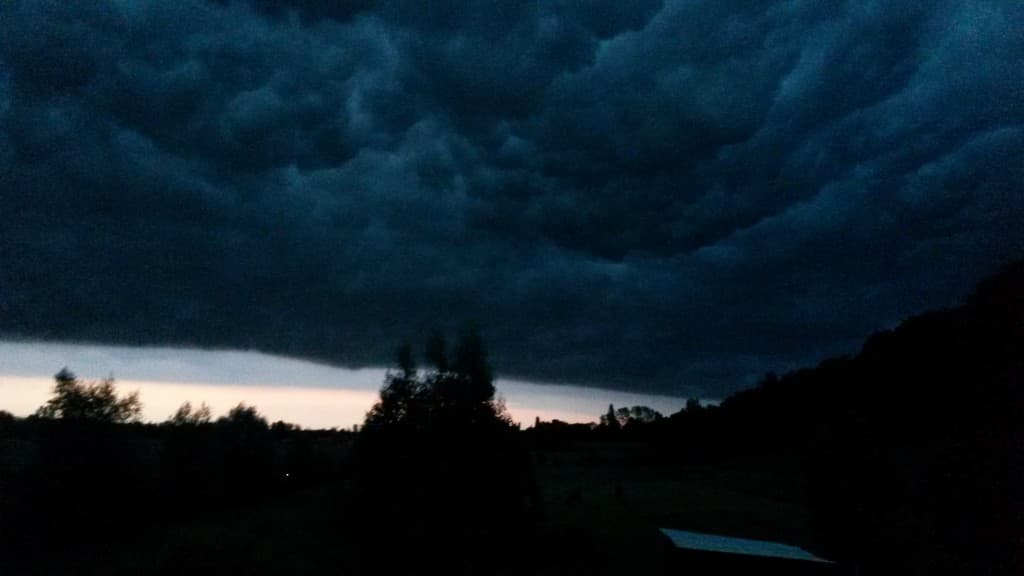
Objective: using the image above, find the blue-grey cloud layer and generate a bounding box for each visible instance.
[2,0,1022,395]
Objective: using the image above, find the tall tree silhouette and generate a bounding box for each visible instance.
[601,403,621,430]
[353,330,536,575]
[431,329,503,427]
[365,343,424,429]
[425,330,449,373]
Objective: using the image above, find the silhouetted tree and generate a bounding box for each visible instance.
[425,330,449,373]
[167,401,212,425]
[601,403,621,430]
[213,403,273,504]
[353,330,537,575]
[395,342,415,378]
[430,329,504,426]
[452,329,494,400]
[34,368,141,423]
[365,344,424,429]
[219,402,268,429]
[270,420,300,433]
[617,405,663,425]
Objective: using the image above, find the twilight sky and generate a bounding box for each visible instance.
[1,1,1022,398]
[0,341,688,428]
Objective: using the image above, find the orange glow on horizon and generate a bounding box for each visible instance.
[0,341,689,428]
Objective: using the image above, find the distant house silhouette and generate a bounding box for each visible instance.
[660,528,838,575]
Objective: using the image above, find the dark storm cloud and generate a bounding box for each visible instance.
[2,0,1022,396]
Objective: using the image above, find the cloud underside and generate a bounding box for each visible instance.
[2,0,1022,395]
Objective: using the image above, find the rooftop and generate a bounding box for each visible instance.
[659,529,833,563]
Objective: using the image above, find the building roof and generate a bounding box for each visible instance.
[659,528,833,563]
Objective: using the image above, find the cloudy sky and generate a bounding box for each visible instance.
[2,0,1022,399]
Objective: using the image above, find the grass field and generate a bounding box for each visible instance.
[85,441,811,575]
[531,442,813,575]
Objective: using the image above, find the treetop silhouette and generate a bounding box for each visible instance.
[34,368,142,423]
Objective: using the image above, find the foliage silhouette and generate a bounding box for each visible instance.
[354,329,537,575]
[35,368,142,423]
[167,401,212,425]
[219,402,269,429]
[425,330,449,373]
[618,405,663,427]
[600,403,621,430]
[684,397,703,413]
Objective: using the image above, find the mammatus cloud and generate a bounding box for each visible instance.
[1,0,1022,395]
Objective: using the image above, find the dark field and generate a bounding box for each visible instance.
[55,443,810,576]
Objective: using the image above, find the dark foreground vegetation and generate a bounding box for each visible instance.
[1,261,1021,575]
